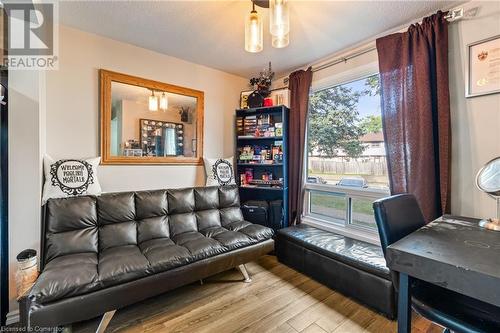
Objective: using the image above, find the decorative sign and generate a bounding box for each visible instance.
[50,159,95,196]
[212,159,234,186]
[467,35,500,97]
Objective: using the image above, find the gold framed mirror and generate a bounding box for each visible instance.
[100,69,204,165]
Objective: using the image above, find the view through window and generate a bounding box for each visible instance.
[305,74,389,230]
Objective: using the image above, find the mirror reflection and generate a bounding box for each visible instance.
[477,157,500,195]
[110,81,198,158]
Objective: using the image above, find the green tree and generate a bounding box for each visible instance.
[308,85,365,158]
[360,115,382,134]
[364,74,380,96]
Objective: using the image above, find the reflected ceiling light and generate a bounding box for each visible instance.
[270,0,289,38]
[160,92,168,111]
[148,90,158,111]
[272,32,289,48]
[245,2,263,53]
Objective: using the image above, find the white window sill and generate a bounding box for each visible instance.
[301,215,381,246]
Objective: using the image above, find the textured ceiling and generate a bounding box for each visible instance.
[59,0,460,78]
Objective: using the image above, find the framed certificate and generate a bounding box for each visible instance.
[466,35,500,98]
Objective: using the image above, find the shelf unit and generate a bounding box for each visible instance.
[235,105,289,228]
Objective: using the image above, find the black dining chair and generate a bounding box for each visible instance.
[373,194,500,333]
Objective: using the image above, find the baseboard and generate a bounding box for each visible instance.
[6,309,19,326]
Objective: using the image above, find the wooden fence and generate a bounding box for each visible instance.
[308,157,388,176]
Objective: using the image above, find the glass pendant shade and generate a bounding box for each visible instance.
[160,92,168,111]
[270,0,289,37]
[245,9,263,53]
[148,91,158,111]
[272,33,289,48]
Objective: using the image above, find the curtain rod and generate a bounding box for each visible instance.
[310,8,465,74]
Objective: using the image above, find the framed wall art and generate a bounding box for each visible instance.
[466,35,500,98]
[239,90,252,109]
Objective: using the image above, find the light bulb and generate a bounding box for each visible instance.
[272,33,289,48]
[160,92,168,111]
[148,91,158,111]
[245,8,263,53]
[270,0,289,37]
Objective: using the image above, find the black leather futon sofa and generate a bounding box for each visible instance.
[19,185,274,328]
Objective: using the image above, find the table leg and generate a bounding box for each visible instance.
[398,273,411,333]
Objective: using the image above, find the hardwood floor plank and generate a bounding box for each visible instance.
[274,322,299,333]
[301,323,328,333]
[330,306,377,333]
[70,255,439,333]
[287,291,352,332]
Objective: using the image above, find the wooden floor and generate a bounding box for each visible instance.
[72,255,441,333]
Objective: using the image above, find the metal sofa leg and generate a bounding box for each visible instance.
[96,310,116,333]
[238,264,252,283]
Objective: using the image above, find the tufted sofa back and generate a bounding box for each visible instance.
[42,185,242,269]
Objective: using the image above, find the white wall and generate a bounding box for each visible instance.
[449,1,500,219]
[45,25,247,192]
[8,71,45,312]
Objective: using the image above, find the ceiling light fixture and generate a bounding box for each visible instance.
[246,0,290,52]
[270,0,289,38]
[160,92,168,111]
[148,90,158,111]
[245,2,263,53]
[272,32,289,49]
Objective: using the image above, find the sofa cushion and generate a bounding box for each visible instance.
[98,245,150,286]
[99,221,137,251]
[135,190,168,219]
[139,238,192,273]
[172,231,227,260]
[97,192,135,224]
[225,221,275,242]
[137,216,170,243]
[29,253,99,304]
[194,187,219,211]
[277,224,390,279]
[200,227,254,250]
[44,196,98,263]
[168,188,195,214]
[218,186,240,207]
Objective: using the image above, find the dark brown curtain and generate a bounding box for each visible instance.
[288,67,313,225]
[376,11,451,222]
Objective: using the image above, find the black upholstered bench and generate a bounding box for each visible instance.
[276,224,396,319]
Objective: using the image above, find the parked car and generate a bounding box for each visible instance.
[307,176,327,184]
[336,177,368,188]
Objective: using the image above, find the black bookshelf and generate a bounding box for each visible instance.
[235,105,289,228]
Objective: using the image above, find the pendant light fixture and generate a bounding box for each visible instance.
[245,0,290,52]
[245,2,263,53]
[159,92,168,111]
[148,90,158,111]
[270,0,289,39]
[272,32,289,48]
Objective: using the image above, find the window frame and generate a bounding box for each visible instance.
[303,63,389,245]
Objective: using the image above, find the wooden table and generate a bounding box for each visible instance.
[387,215,500,333]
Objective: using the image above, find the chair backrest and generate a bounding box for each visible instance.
[373,194,426,257]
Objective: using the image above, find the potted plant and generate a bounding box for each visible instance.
[247,62,275,108]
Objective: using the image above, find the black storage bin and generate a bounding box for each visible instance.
[241,200,268,227]
[268,200,283,230]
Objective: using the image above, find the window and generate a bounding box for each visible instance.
[304,73,389,236]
